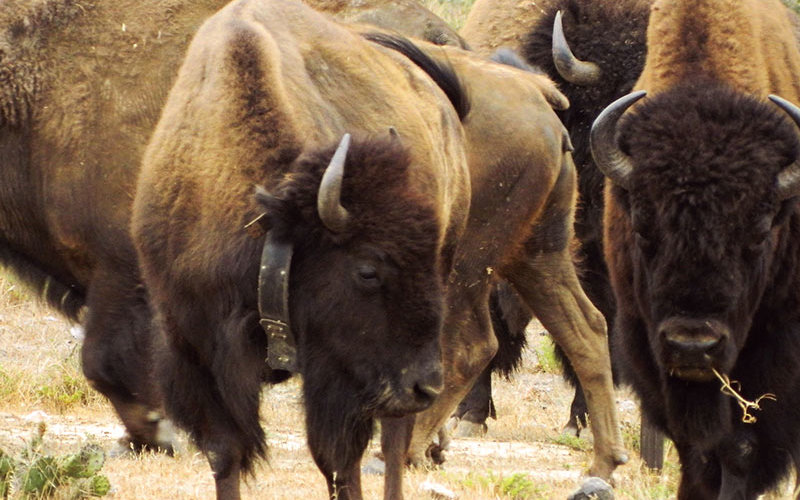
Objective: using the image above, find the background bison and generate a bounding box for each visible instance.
[0,0,230,452]
[459,0,653,443]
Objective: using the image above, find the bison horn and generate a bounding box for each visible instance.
[552,11,602,86]
[590,90,646,190]
[769,95,800,200]
[317,133,352,232]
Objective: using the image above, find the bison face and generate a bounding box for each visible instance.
[288,239,445,417]
[593,83,800,386]
[256,134,446,431]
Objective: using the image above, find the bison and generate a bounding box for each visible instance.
[131,0,627,498]
[0,0,230,452]
[303,0,469,48]
[130,0,472,498]
[356,31,627,493]
[592,0,800,496]
[458,0,653,441]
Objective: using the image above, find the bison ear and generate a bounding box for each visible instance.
[254,185,280,232]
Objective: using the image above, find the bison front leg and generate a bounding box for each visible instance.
[80,267,175,453]
[503,153,626,479]
[505,250,627,478]
[381,415,415,500]
[402,287,497,468]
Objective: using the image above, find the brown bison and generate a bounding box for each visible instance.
[592,0,800,496]
[0,0,229,451]
[356,32,627,491]
[459,0,653,440]
[130,0,471,498]
[131,0,626,498]
[303,0,469,48]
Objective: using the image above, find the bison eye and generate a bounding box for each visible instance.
[635,232,651,250]
[356,264,381,288]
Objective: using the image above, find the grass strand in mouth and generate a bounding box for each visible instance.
[711,368,776,424]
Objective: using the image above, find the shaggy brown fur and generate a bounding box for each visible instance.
[600,0,800,497]
[460,0,653,437]
[361,32,627,485]
[304,0,468,48]
[0,0,230,452]
[131,1,471,498]
[459,0,544,57]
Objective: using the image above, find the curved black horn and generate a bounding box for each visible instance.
[590,90,646,190]
[552,11,602,86]
[769,94,800,200]
[317,133,351,232]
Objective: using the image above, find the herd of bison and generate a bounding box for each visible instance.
[3,0,800,498]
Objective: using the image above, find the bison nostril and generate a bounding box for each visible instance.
[415,380,442,401]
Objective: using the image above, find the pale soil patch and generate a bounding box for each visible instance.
[0,295,667,499]
[2,281,798,498]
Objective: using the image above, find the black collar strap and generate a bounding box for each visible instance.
[258,231,298,372]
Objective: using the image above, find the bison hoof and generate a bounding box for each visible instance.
[567,477,614,500]
[561,421,582,438]
[445,416,488,439]
[426,442,446,466]
[109,419,182,458]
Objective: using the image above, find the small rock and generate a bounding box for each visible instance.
[23,411,50,423]
[420,480,456,499]
[361,457,385,475]
[567,477,614,500]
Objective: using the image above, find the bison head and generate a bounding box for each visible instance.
[255,133,445,467]
[592,82,800,436]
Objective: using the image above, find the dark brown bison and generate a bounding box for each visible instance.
[130,0,472,498]
[357,33,628,491]
[459,0,653,441]
[592,0,800,497]
[0,0,229,451]
[303,0,469,48]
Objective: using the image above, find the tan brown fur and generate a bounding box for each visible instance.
[459,0,550,56]
[636,0,800,99]
[357,31,627,485]
[303,0,468,47]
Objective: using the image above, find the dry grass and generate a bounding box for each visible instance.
[1,273,798,498]
[0,1,798,498]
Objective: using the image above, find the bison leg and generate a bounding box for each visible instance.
[80,268,174,452]
[449,364,493,437]
[402,287,497,468]
[381,415,415,500]
[504,250,626,478]
[502,158,626,479]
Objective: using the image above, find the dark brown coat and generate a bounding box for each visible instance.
[595,0,800,496]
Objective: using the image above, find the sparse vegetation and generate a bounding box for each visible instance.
[531,336,562,374]
[459,471,550,499]
[783,0,800,13]
[0,423,110,499]
[551,433,591,452]
[422,0,475,30]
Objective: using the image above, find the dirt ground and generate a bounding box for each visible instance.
[0,293,795,499]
